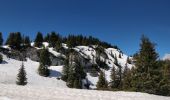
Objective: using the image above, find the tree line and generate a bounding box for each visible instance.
[0,32,118,50]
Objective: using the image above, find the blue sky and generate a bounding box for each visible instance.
[0,0,170,58]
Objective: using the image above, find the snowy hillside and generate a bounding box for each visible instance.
[0,54,67,88]
[0,83,169,100]
[0,42,133,89]
[0,43,169,100]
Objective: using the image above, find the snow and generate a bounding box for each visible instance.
[0,45,169,100]
[0,84,169,100]
[0,54,67,88]
[73,46,134,88]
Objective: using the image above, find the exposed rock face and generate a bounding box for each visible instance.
[26,47,40,61]
[0,47,65,66]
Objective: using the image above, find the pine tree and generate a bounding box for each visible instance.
[114,55,118,66]
[110,66,116,88]
[55,40,62,52]
[38,63,49,77]
[49,32,61,48]
[24,36,31,47]
[16,62,27,85]
[122,63,132,90]
[127,57,132,64]
[119,53,121,58]
[0,54,3,63]
[40,48,51,66]
[34,32,43,47]
[134,35,159,93]
[44,33,50,42]
[96,71,108,90]
[61,58,69,81]
[38,48,51,77]
[14,32,22,49]
[6,32,22,49]
[0,32,3,46]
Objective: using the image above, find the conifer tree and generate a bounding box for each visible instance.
[96,71,108,90]
[110,66,116,88]
[38,48,51,77]
[127,57,131,64]
[40,48,51,66]
[38,63,49,77]
[6,32,22,49]
[24,36,31,47]
[14,32,22,49]
[16,62,27,85]
[122,63,132,90]
[55,40,62,52]
[0,32,3,46]
[34,32,43,47]
[44,33,50,42]
[61,58,69,81]
[0,54,3,63]
[134,35,159,93]
[114,55,118,66]
[119,53,122,58]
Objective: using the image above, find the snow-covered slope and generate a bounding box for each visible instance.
[0,43,169,100]
[0,54,67,88]
[0,83,169,100]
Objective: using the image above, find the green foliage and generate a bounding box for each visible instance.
[64,53,86,89]
[97,71,108,90]
[61,59,69,81]
[119,53,122,58]
[24,36,31,47]
[6,32,22,49]
[38,48,51,77]
[0,32,3,46]
[44,33,50,42]
[16,62,27,85]
[34,32,43,47]
[40,48,51,66]
[38,63,50,77]
[0,54,3,63]
[127,57,132,64]
[49,32,61,48]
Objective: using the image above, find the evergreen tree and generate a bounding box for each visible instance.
[0,32,3,46]
[114,55,118,66]
[96,71,108,90]
[38,48,51,77]
[133,35,159,93]
[38,63,49,77]
[0,54,3,63]
[24,36,31,47]
[119,53,122,58]
[49,32,61,48]
[40,48,51,66]
[55,40,62,52]
[110,66,116,88]
[127,57,132,64]
[14,32,22,49]
[66,53,86,89]
[6,32,22,49]
[16,62,27,85]
[122,63,132,90]
[44,33,50,42]
[61,58,69,81]
[34,32,43,47]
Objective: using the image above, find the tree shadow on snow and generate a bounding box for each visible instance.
[1,60,8,64]
[49,69,62,78]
